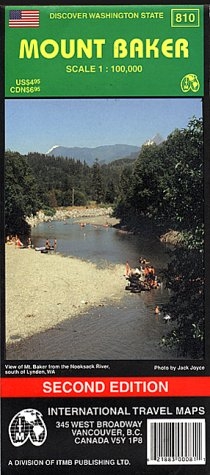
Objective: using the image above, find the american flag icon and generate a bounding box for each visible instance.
[9,10,40,28]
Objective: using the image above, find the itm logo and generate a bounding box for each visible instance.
[9,409,47,447]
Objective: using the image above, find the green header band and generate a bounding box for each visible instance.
[5,5,204,97]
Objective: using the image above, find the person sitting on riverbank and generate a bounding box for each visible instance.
[143,266,149,278]
[6,235,13,245]
[15,236,23,248]
[151,275,159,288]
[125,261,132,276]
[129,267,146,283]
[125,256,160,292]
[148,265,155,276]
[45,239,50,250]
[147,265,155,285]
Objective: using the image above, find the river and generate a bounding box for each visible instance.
[29,219,178,360]
[31,218,168,268]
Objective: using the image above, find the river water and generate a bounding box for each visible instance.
[29,219,177,360]
[31,219,168,268]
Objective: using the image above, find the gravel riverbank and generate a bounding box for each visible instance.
[26,206,119,228]
[6,245,125,350]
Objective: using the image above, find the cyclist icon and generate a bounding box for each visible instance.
[181,74,200,93]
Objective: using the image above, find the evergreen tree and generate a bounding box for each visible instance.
[113,166,134,221]
[91,159,104,203]
[5,151,39,235]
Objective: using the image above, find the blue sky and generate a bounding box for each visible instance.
[5,98,202,154]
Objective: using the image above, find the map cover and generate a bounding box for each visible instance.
[1,2,210,474]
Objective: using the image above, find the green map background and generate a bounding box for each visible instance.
[5,5,204,97]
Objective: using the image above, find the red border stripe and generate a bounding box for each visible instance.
[1,377,210,398]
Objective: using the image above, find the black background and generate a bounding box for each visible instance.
[1,397,210,474]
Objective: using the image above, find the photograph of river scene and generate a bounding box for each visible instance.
[5,98,204,360]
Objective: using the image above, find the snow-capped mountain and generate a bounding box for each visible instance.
[46,134,164,164]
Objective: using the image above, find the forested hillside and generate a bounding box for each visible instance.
[5,151,126,234]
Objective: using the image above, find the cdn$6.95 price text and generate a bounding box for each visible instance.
[55,419,143,445]
[66,64,143,74]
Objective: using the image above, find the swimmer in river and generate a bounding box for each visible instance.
[154,305,161,320]
[155,305,160,314]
